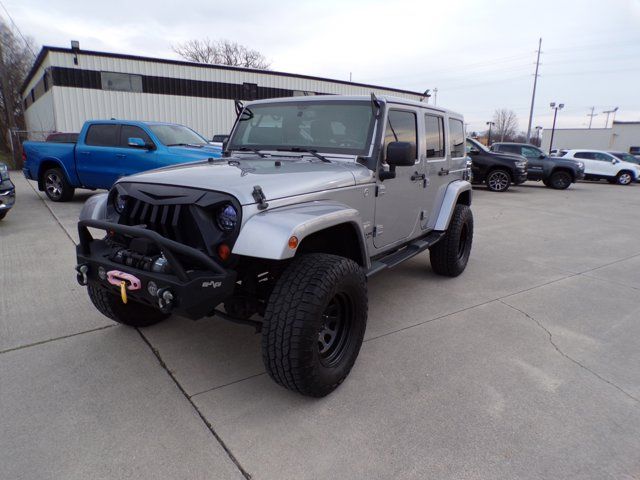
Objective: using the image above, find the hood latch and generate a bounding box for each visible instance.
[252,185,269,211]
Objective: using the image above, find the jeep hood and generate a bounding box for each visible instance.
[119,157,372,205]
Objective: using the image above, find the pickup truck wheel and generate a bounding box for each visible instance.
[617,171,633,185]
[262,254,367,397]
[43,168,75,202]
[547,171,572,190]
[0,211,7,220]
[429,204,473,277]
[486,169,511,192]
[87,284,169,327]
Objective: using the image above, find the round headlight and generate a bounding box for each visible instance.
[216,204,238,231]
[114,192,127,213]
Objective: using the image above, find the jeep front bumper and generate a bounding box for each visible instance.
[76,220,237,319]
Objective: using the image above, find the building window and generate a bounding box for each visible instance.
[242,82,258,100]
[100,72,143,93]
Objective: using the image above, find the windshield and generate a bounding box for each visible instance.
[148,124,207,146]
[466,138,489,153]
[228,101,375,156]
[611,152,640,164]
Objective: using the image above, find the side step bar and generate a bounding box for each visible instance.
[366,231,445,278]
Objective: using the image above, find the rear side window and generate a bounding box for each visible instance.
[383,110,417,162]
[496,144,520,154]
[448,119,465,157]
[85,124,120,147]
[573,152,591,159]
[425,114,445,158]
[120,125,153,147]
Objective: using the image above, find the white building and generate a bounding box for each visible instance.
[541,121,640,153]
[21,44,425,141]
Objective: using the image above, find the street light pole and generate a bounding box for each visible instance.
[486,121,495,146]
[548,102,564,154]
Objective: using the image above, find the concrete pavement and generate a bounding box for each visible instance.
[1,175,639,479]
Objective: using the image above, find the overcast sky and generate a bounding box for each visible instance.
[4,0,640,133]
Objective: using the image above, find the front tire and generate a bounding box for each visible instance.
[87,284,169,327]
[262,254,367,397]
[547,171,572,190]
[43,167,75,202]
[486,169,511,192]
[430,204,474,277]
[0,211,6,221]
[617,171,633,185]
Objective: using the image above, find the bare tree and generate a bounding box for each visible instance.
[492,109,519,142]
[172,38,270,69]
[0,19,36,166]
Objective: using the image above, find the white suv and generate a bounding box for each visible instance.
[563,149,640,185]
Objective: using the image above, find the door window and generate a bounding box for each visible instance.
[383,110,417,162]
[120,125,153,148]
[521,146,542,158]
[593,152,613,162]
[448,119,465,157]
[425,114,445,158]
[85,124,120,147]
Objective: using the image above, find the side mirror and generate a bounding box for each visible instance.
[386,141,415,167]
[128,137,148,149]
[612,158,620,164]
[538,154,546,159]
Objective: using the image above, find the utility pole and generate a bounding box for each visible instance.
[526,38,542,143]
[349,72,352,82]
[587,106,598,129]
[602,107,618,128]
[433,87,438,106]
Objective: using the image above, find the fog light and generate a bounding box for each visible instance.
[98,266,107,280]
[147,281,158,297]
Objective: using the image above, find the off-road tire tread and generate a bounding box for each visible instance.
[262,254,367,397]
[87,284,168,327]
[429,204,473,277]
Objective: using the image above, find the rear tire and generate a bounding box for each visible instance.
[486,169,511,192]
[87,284,169,327]
[617,171,633,185]
[262,254,367,397]
[430,204,474,277]
[43,167,75,202]
[0,211,6,220]
[547,171,572,190]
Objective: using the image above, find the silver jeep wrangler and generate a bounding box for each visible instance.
[76,94,473,397]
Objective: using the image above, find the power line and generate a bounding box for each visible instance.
[0,0,36,58]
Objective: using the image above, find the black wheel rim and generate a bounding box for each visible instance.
[458,222,469,260]
[318,292,353,367]
[554,175,569,188]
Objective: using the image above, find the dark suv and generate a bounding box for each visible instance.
[466,138,527,192]
[491,142,584,190]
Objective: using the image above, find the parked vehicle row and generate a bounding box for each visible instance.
[0,163,15,220]
[22,120,222,201]
[561,150,640,185]
[466,139,585,192]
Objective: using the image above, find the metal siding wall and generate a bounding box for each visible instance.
[36,51,424,136]
[24,90,56,139]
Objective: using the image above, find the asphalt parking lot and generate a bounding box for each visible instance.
[1,174,639,480]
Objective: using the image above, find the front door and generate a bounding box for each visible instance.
[110,124,159,181]
[373,107,425,249]
[521,145,545,180]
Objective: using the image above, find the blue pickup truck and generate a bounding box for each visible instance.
[22,120,222,201]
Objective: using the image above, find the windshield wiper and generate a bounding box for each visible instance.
[231,147,267,158]
[167,143,205,148]
[277,147,330,163]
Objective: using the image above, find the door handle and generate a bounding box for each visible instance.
[411,172,426,181]
[115,153,126,158]
[81,151,91,155]
[438,168,450,176]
